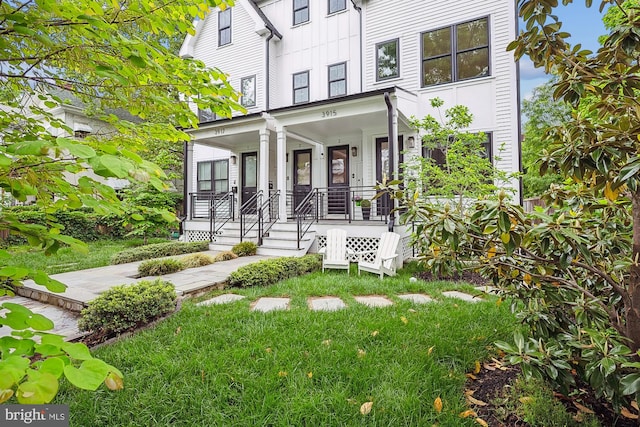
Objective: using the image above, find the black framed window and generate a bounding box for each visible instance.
[376,39,399,81]
[197,160,229,192]
[218,8,231,46]
[328,62,346,97]
[422,17,489,87]
[293,0,309,25]
[293,71,309,104]
[198,108,216,123]
[422,132,493,165]
[240,75,256,107]
[328,0,346,14]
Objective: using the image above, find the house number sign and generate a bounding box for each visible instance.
[321,110,337,118]
[213,128,225,135]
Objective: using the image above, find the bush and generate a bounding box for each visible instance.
[138,258,184,276]
[228,254,321,288]
[111,241,209,264]
[232,241,257,257]
[78,280,177,335]
[180,253,216,268]
[213,251,238,262]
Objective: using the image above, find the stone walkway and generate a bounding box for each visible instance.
[197,288,490,313]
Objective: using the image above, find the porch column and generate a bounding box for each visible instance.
[276,126,287,221]
[185,141,194,221]
[259,129,270,198]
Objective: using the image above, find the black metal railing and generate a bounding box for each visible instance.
[295,188,319,250]
[190,191,230,219]
[208,191,234,241]
[240,191,262,242]
[257,190,280,245]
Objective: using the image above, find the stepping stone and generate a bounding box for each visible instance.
[442,291,483,303]
[251,297,290,313]
[354,296,394,308]
[308,296,346,311]
[398,293,434,304]
[197,294,246,306]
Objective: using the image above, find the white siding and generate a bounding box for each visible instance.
[192,5,266,113]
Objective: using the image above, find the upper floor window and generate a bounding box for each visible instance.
[328,62,346,97]
[198,108,217,123]
[328,0,346,14]
[197,159,229,193]
[293,71,309,104]
[218,8,231,46]
[422,132,493,166]
[376,39,399,81]
[293,0,309,25]
[241,75,256,107]
[421,17,489,87]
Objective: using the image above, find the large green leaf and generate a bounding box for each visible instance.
[16,372,59,404]
[60,342,93,361]
[56,137,97,159]
[63,359,111,391]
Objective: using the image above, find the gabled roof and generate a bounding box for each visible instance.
[248,0,282,39]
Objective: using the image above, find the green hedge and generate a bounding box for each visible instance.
[78,280,177,336]
[138,258,185,276]
[228,254,322,288]
[111,241,209,265]
[180,253,216,268]
[232,241,257,257]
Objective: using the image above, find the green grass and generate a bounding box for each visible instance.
[5,238,170,274]
[57,267,520,426]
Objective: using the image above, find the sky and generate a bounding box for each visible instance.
[519,3,608,100]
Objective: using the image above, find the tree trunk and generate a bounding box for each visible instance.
[627,189,640,352]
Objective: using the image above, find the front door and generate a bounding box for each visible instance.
[328,145,349,214]
[241,152,257,212]
[376,136,404,217]
[293,149,312,211]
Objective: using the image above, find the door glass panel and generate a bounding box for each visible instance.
[379,140,389,182]
[244,154,257,187]
[330,148,347,185]
[296,152,311,186]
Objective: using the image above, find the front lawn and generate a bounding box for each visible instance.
[57,267,518,426]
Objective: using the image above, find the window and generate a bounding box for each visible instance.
[197,160,229,193]
[328,62,346,97]
[421,17,489,86]
[376,39,399,81]
[293,71,309,104]
[218,8,231,46]
[240,75,256,107]
[198,108,217,123]
[422,132,493,165]
[328,0,346,14]
[293,0,309,25]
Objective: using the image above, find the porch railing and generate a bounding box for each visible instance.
[208,191,234,242]
[295,188,319,250]
[240,191,262,243]
[287,186,391,223]
[189,191,229,219]
[258,190,280,245]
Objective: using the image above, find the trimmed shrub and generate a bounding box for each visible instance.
[228,254,322,288]
[213,251,238,262]
[180,253,216,268]
[78,280,177,335]
[138,258,184,276]
[111,241,209,264]
[232,241,257,257]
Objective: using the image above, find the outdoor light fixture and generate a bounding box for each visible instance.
[351,146,358,157]
[230,155,237,165]
[286,153,289,162]
[407,136,415,149]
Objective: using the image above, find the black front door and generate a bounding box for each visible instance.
[376,136,404,217]
[293,149,312,210]
[241,152,257,212]
[328,145,349,214]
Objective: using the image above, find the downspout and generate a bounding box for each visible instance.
[384,92,395,230]
[514,0,523,205]
[350,0,363,92]
[181,140,188,232]
[265,30,274,109]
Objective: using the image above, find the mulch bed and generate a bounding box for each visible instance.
[416,270,489,286]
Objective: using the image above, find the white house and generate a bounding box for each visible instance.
[180,0,521,260]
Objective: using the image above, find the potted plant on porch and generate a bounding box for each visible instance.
[360,199,371,220]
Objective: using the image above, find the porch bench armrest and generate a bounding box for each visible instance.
[380,253,398,261]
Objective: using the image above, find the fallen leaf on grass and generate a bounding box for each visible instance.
[474,361,481,374]
[483,363,495,371]
[371,330,379,337]
[265,347,272,353]
[434,397,443,413]
[519,396,534,404]
[400,316,408,325]
[428,346,434,355]
[175,327,181,335]
[474,418,489,426]
[464,389,475,396]
[467,396,488,406]
[465,373,477,380]
[459,409,477,418]
[357,349,366,358]
[621,407,639,420]
[360,401,373,415]
[322,340,332,346]
[307,372,313,379]
[408,309,417,313]
[573,402,594,414]
[278,371,288,377]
